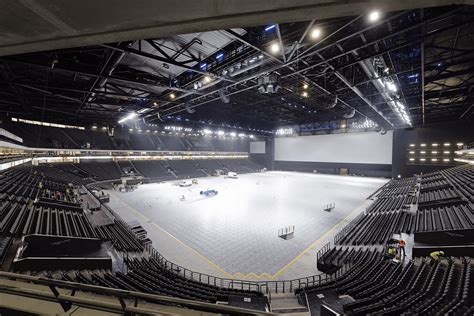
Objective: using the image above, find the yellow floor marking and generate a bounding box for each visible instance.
[268,199,368,279]
[114,192,368,280]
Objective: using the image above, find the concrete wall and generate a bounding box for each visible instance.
[2,0,471,56]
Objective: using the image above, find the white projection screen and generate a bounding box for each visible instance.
[275,131,393,164]
[250,141,266,154]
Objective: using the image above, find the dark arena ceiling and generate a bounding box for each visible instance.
[0,3,473,133]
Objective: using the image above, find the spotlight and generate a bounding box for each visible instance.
[204,75,211,83]
[170,93,176,100]
[153,102,158,106]
[310,28,322,39]
[302,91,308,98]
[386,82,397,92]
[368,10,381,22]
[303,83,309,89]
[118,112,137,124]
[270,42,280,54]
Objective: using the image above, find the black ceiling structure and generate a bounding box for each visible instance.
[0,5,473,132]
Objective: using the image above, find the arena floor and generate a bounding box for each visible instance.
[107,171,387,279]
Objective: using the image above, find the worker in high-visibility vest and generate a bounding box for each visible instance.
[430,250,445,263]
[387,246,397,259]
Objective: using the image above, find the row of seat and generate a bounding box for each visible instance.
[37,164,93,184]
[0,169,41,203]
[1,202,96,238]
[317,247,365,275]
[5,122,251,152]
[300,252,474,315]
[420,179,451,191]
[124,257,263,302]
[344,257,473,315]
[336,211,414,245]
[33,159,264,183]
[94,220,144,252]
[442,165,474,203]
[0,237,11,264]
[366,194,415,213]
[420,172,446,184]
[415,204,474,232]
[376,178,417,198]
[48,257,264,304]
[418,187,463,205]
[74,162,122,181]
[297,249,380,295]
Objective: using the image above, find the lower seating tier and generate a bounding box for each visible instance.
[298,251,474,316]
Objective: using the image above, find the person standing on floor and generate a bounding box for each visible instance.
[399,238,406,257]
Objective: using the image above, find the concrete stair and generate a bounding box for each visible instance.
[270,293,310,315]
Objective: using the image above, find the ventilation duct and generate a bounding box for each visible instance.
[325,95,338,109]
[342,108,356,119]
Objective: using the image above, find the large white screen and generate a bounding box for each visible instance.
[250,141,266,154]
[275,131,393,164]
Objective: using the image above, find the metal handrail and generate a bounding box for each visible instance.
[316,242,331,261]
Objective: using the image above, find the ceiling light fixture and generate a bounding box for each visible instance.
[265,24,276,32]
[118,112,137,124]
[368,10,381,22]
[310,28,322,39]
[270,42,280,54]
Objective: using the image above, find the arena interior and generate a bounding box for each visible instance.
[0,1,474,315]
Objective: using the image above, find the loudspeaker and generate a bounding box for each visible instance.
[219,88,230,103]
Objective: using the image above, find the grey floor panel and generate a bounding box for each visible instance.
[107,172,387,276]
